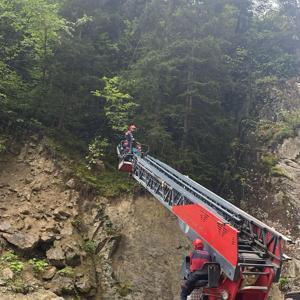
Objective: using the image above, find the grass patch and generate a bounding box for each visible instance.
[1,251,19,263]
[118,281,133,297]
[0,134,8,153]
[279,277,289,292]
[271,166,288,178]
[57,267,75,278]
[261,154,278,170]
[8,277,33,294]
[44,134,135,198]
[257,109,300,146]
[29,258,49,273]
[74,163,134,197]
[82,240,97,255]
[0,251,24,274]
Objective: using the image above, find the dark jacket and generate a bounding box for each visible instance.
[189,250,211,272]
[125,130,134,145]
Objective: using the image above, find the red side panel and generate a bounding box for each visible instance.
[118,161,132,173]
[173,204,239,266]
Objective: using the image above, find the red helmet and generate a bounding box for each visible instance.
[193,238,204,250]
[129,124,137,131]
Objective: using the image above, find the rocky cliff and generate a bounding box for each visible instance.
[0,136,101,299]
[0,136,190,299]
[246,79,300,298]
[271,130,300,295]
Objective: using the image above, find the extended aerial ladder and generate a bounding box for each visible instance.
[117,144,291,300]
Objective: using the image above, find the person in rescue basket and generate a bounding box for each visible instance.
[180,238,211,300]
[124,124,136,152]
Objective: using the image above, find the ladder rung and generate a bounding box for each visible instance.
[239,286,268,292]
[239,258,266,262]
[242,271,269,275]
[238,263,275,268]
[238,250,263,254]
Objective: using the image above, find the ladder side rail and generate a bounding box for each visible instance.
[143,156,241,223]
[133,157,218,213]
[146,156,239,211]
[143,155,286,265]
[133,158,190,209]
[146,156,291,243]
[133,158,240,280]
[239,220,285,266]
[134,157,243,223]
[133,156,286,281]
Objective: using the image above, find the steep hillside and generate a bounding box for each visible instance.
[0,136,191,299]
[269,130,300,294]
[108,196,190,299]
[241,79,300,298]
[0,136,125,299]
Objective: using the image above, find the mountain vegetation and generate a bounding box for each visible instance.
[0,0,299,201]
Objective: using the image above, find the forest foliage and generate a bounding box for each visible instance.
[0,0,299,198]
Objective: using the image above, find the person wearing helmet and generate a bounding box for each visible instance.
[124,124,136,153]
[180,238,211,300]
[190,239,210,272]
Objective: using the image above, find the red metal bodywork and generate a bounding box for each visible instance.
[118,160,132,173]
[202,267,275,300]
[190,270,274,300]
[173,204,276,300]
[173,204,239,267]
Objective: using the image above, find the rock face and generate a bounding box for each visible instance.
[2,232,40,252]
[2,268,14,280]
[0,138,111,299]
[46,244,65,267]
[3,127,298,300]
[66,179,76,189]
[46,273,75,295]
[105,196,190,300]
[75,273,94,294]
[252,79,300,299]
[42,266,57,280]
[0,289,64,300]
[273,131,300,293]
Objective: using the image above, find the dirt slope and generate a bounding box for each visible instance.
[107,196,190,300]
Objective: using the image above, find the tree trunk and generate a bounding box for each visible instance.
[182,28,196,148]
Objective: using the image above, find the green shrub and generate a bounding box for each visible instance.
[72,218,83,231]
[0,251,18,263]
[0,135,8,153]
[9,261,24,274]
[257,109,300,146]
[29,258,49,273]
[57,267,74,278]
[261,154,278,170]
[118,281,133,297]
[279,277,289,291]
[82,240,97,255]
[86,137,109,169]
[0,251,24,274]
